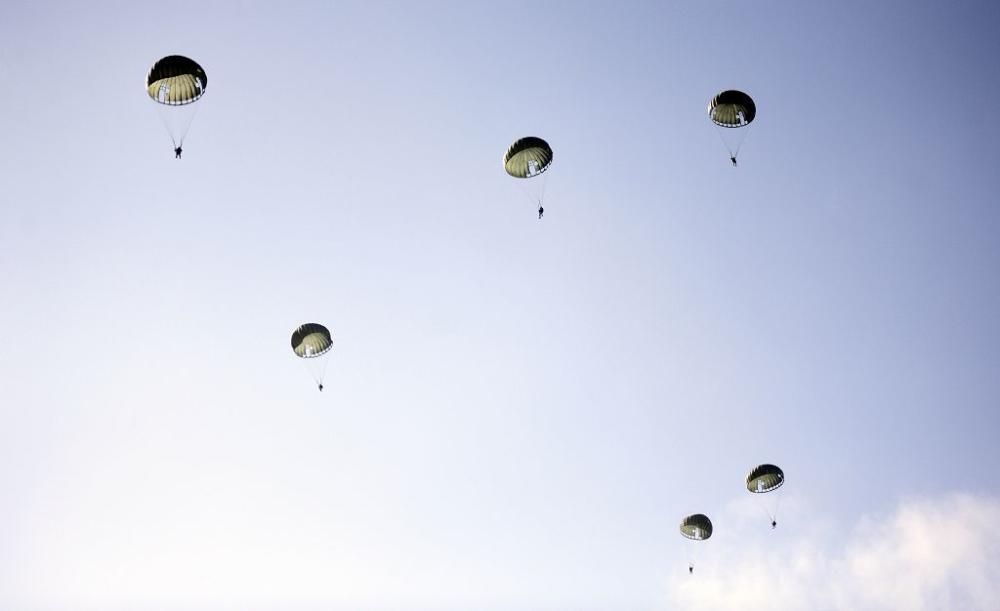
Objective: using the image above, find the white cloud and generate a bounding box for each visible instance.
[667,494,1000,611]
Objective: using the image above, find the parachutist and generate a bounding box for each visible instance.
[505,137,553,216]
[689,565,694,574]
[772,520,777,529]
[710,90,755,165]
[292,323,333,391]
[148,57,206,155]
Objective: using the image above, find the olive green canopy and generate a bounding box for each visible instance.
[679,514,713,540]
[146,56,207,106]
[746,464,784,494]
[504,137,553,178]
[291,323,333,359]
[708,90,755,128]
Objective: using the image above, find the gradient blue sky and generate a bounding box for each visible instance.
[2,2,999,610]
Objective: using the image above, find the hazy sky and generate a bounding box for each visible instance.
[2,2,999,610]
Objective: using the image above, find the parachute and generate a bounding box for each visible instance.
[291,323,333,391]
[708,90,755,128]
[679,513,713,574]
[707,90,755,165]
[146,55,207,153]
[146,56,207,105]
[746,463,784,528]
[504,137,553,217]
[504,137,553,178]
[746,463,784,494]
[679,513,713,541]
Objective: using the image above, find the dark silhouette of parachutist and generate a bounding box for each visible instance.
[689,565,694,574]
[538,205,544,220]
[772,520,777,529]
[175,146,182,159]
[730,156,737,167]
[318,383,324,392]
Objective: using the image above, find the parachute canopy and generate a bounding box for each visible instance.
[708,90,755,128]
[504,137,553,179]
[291,323,333,359]
[146,55,207,106]
[679,514,713,541]
[747,464,784,494]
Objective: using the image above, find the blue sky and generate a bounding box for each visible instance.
[1,2,999,609]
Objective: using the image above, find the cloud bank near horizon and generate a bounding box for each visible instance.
[667,493,1000,611]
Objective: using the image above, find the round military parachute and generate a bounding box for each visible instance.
[679,514,713,541]
[291,323,333,358]
[746,464,784,494]
[146,56,207,105]
[504,137,553,179]
[291,323,333,392]
[708,90,755,128]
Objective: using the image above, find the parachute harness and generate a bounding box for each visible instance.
[714,122,752,164]
[515,167,550,213]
